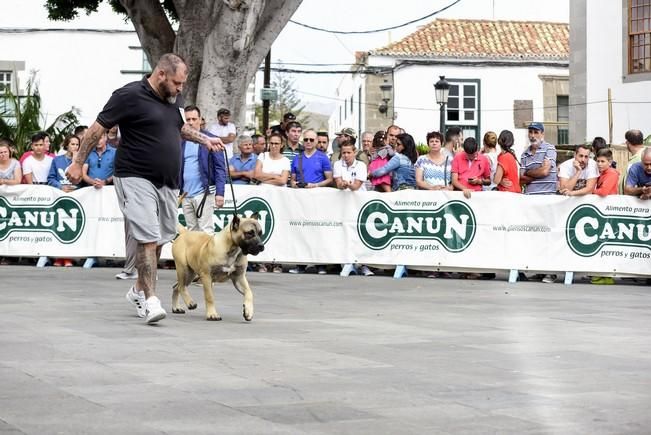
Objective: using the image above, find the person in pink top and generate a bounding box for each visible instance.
[593,148,619,196]
[493,130,521,193]
[451,137,491,198]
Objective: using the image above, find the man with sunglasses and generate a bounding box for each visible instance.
[82,132,116,188]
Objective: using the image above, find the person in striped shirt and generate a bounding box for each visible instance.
[520,122,558,195]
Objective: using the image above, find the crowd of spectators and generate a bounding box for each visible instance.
[1,109,649,283]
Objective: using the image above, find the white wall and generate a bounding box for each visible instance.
[0,30,143,126]
[585,2,651,143]
[392,63,568,157]
[328,72,365,136]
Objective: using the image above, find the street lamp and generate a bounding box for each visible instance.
[434,75,450,133]
[378,81,393,117]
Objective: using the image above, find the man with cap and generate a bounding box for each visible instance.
[207,108,237,159]
[268,112,296,139]
[330,128,369,165]
[519,121,559,284]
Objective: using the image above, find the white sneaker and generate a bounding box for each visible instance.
[542,274,557,284]
[116,271,138,280]
[145,296,166,324]
[125,286,146,318]
[359,265,374,276]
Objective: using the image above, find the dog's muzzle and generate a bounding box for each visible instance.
[242,240,265,256]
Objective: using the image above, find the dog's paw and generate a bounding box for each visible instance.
[187,301,197,310]
[172,307,185,314]
[243,304,254,322]
[206,313,222,321]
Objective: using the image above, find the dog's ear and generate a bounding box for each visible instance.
[230,214,240,232]
[250,211,261,220]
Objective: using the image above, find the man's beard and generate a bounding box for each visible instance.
[158,82,177,104]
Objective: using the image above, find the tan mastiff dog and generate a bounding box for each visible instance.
[171,214,264,321]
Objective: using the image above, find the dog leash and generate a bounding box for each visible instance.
[221,148,239,218]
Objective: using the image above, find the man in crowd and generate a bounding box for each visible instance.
[443,126,463,157]
[520,122,558,196]
[316,131,331,156]
[620,129,647,193]
[180,105,226,233]
[207,108,236,159]
[66,53,224,325]
[229,135,257,184]
[519,122,558,283]
[450,137,491,199]
[251,133,266,155]
[82,131,116,188]
[624,147,651,200]
[269,112,296,139]
[385,125,401,148]
[557,143,598,196]
[282,121,302,163]
[331,128,359,162]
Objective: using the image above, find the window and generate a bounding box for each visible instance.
[142,52,152,73]
[446,80,479,128]
[629,0,651,73]
[0,71,11,93]
[557,95,569,145]
[350,95,354,115]
[344,99,347,120]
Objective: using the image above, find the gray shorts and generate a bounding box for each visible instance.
[114,176,179,245]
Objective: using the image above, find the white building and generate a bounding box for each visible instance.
[330,18,570,154]
[570,0,651,144]
[0,28,257,132]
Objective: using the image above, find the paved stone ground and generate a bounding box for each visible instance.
[1,265,650,435]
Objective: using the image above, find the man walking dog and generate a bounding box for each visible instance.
[67,53,224,324]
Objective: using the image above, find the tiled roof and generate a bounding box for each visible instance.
[370,19,569,61]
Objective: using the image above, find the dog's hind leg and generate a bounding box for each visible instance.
[232,274,254,322]
[201,274,221,321]
[173,267,197,314]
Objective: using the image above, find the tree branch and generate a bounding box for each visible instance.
[119,0,176,66]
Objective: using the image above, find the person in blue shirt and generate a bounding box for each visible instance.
[624,147,651,199]
[369,132,418,191]
[229,135,258,184]
[179,105,226,234]
[48,134,81,192]
[82,132,116,188]
[290,129,333,189]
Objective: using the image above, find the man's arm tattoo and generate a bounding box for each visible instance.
[181,124,209,145]
[74,123,106,165]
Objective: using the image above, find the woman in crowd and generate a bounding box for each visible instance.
[253,132,290,273]
[0,139,22,186]
[47,134,81,267]
[415,131,452,190]
[369,132,417,191]
[493,130,521,193]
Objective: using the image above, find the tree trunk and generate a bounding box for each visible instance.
[121,0,302,132]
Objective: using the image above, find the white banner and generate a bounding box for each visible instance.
[0,184,649,276]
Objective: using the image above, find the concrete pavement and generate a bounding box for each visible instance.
[1,265,650,434]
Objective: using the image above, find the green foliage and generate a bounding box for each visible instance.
[45,0,178,23]
[416,143,429,155]
[0,74,80,157]
[255,68,310,133]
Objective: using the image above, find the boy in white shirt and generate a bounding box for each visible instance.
[22,132,54,184]
[333,143,368,191]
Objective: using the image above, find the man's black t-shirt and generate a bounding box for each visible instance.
[97,77,185,189]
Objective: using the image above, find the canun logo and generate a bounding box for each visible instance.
[0,196,85,243]
[357,200,476,251]
[566,204,651,257]
[179,197,274,243]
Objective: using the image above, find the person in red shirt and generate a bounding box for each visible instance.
[451,137,491,198]
[493,130,521,193]
[593,148,619,196]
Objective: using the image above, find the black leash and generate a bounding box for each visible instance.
[221,148,238,218]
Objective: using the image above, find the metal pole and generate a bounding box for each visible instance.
[439,103,446,134]
[262,51,271,135]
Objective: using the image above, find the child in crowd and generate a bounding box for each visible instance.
[367,130,393,192]
[593,148,619,196]
[592,148,619,285]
